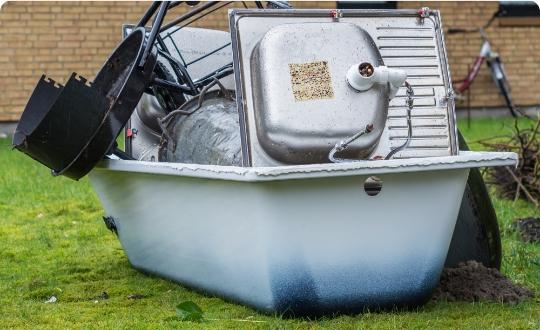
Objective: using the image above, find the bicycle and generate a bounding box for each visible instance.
[448,10,526,118]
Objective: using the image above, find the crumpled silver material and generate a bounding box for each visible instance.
[159,92,242,166]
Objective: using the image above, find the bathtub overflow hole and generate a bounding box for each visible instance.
[364,176,382,196]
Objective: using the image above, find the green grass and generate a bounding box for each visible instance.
[0,118,538,329]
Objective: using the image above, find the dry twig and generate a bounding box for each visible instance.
[479,116,540,207]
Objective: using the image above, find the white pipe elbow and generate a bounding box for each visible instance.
[346,62,407,99]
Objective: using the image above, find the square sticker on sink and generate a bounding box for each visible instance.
[289,61,334,102]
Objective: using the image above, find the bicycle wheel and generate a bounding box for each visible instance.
[488,58,518,117]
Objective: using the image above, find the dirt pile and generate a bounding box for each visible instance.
[433,261,534,304]
[515,217,540,243]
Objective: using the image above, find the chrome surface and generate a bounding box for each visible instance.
[251,22,388,163]
[230,9,458,166]
[129,96,164,162]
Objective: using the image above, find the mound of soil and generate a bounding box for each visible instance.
[515,217,540,243]
[433,261,534,304]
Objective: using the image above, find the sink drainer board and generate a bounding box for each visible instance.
[229,9,459,167]
[90,152,516,315]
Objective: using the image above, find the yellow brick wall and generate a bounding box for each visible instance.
[0,1,538,121]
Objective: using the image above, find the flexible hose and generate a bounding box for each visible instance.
[328,124,374,163]
[385,81,414,160]
[328,81,415,163]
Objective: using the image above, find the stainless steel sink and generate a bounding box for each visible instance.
[230,9,458,166]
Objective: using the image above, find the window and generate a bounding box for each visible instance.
[499,1,540,16]
[336,1,397,10]
[498,1,540,26]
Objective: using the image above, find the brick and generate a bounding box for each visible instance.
[27,20,51,27]
[3,31,22,41]
[0,13,20,20]
[78,20,97,27]
[62,6,85,14]
[12,49,34,56]
[85,6,108,13]
[33,41,57,48]
[62,34,85,41]
[0,46,17,55]
[34,55,57,62]
[82,41,103,48]
[37,49,51,55]
[36,34,62,42]
[29,6,51,14]
[54,27,79,34]
[31,13,54,20]
[51,20,76,27]
[2,5,26,13]
[83,13,105,20]
[102,13,125,20]
[13,55,34,63]
[54,48,75,55]
[57,41,80,48]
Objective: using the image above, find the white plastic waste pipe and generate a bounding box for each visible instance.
[346,62,407,99]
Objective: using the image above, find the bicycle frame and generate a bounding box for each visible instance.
[455,30,493,94]
[449,11,523,118]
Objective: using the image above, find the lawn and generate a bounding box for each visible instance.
[0,118,538,329]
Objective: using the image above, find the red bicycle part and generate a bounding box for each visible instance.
[456,55,485,93]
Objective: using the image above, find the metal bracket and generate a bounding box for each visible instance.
[440,90,455,107]
[417,7,432,26]
[330,9,343,21]
[418,7,431,18]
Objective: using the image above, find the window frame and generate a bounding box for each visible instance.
[499,1,540,17]
[336,1,397,10]
[498,1,540,26]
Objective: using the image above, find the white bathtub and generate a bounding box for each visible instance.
[89,151,516,315]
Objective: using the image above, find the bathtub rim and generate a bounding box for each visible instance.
[92,151,517,182]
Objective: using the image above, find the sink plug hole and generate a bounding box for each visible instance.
[359,62,374,77]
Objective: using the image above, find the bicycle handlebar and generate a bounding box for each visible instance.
[447,9,502,35]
